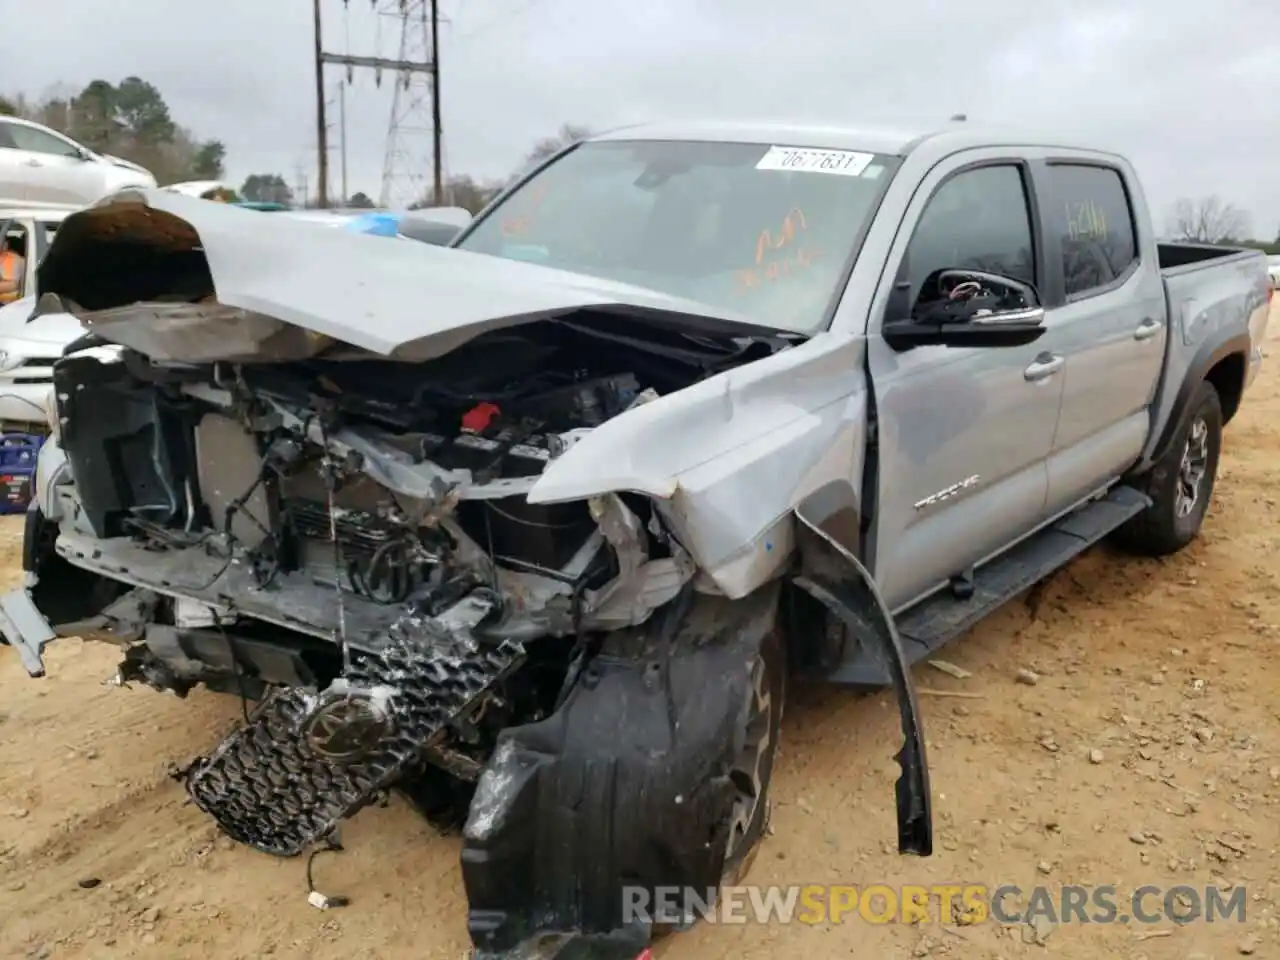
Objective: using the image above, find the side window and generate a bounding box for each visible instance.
[0,123,17,150]
[1046,164,1137,298]
[0,222,29,303]
[904,164,1036,308]
[7,124,82,159]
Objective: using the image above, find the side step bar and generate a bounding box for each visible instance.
[827,485,1150,686]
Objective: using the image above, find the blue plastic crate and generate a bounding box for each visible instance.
[0,433,44,515]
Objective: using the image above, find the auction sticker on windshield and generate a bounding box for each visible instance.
[755,146,875,177]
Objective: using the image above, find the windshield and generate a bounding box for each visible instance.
[457,139,898,334]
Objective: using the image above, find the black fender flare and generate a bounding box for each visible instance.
[1144,330,1250,469]
[791,481,932,857]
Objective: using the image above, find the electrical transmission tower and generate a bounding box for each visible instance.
[376,0,442,208]
[313,0,442,210]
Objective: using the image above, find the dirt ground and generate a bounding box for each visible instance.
[2,314,1279,960]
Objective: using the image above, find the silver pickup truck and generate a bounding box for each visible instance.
[1,120,1271,959]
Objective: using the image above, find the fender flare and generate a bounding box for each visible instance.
[1145,330,1250,469]
[791,482,932,857]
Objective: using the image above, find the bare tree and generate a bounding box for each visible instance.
[523,123,592,167]
[1168,196,1251,244]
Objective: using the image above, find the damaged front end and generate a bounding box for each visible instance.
[8,192,931,958]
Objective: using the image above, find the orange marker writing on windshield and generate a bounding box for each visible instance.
[736,208,820,292]
[756,207,807,264]
[500,182,551,237]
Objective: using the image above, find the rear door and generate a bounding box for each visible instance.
[1035,159,1167,512]
[867,152,1065,612]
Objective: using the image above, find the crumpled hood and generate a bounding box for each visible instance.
[34,188,766,363]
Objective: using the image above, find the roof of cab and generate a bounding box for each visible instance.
[587,119,1122,159]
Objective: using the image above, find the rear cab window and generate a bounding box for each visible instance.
[1043,164,1138,298]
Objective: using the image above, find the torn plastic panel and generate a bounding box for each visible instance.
[791,482,932,856]
[461,585,784,958]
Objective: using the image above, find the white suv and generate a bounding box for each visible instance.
[0,117,157,207]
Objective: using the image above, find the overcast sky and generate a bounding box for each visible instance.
[4,0,1278,234]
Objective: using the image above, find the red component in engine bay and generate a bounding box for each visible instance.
[461,401,502,433]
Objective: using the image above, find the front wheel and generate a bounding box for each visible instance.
[721,624,787,884]
[1114,380,1223,556]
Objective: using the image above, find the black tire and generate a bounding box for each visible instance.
[720,624,787,884]
[1114,379,1223,557]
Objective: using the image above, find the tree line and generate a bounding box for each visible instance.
[1,81,588,215]
[1166,196,1278,254]
[0,79,226,186]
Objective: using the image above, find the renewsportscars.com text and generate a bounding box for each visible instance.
[622,883,1248,926]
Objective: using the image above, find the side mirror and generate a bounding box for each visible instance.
[405,206,472,229]
[396,213,468,246]
[883,268,1047,351]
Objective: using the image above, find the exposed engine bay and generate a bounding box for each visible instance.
[31,314,800,952]
[50,316,774,658]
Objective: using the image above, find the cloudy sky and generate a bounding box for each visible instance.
[5,0,1278,235]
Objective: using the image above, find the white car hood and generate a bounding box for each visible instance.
[35,188,770,363]
[0,297,36,332]
[0,297,84,345]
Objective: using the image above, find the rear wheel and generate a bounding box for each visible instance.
[1114,380,1223,556]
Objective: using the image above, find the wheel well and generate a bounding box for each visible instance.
[1205,352,1246,424]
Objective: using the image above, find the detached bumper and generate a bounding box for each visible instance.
[1,493,137,678]
[0,583,56,676]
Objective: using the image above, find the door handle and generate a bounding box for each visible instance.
[1024,353,1064,382]
[1134,318,1162,341]
[23,159,41,167]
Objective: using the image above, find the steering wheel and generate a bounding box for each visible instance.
[938,271,992,302]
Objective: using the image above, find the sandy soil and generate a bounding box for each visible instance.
[2,314,1279,960]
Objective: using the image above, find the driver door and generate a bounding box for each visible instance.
[867,157,1066,612]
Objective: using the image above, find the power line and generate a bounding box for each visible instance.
[312,0,443,209]
[451,0,544,47]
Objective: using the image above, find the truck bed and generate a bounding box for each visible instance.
[1158,241,1256,273]
[1139,241,1271,475]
